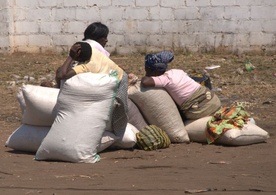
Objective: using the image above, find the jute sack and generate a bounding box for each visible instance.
[128,82,189,143]
[127,98,148,130]
[184,117,269,145]
[185,116,211,143]
[35,73,118,163]
[216,122,269,146]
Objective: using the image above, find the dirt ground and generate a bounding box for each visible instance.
[0,52,276,195]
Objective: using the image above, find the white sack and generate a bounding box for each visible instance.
[5,124,118,153]
[35,73,118,163]
[21,85,59,126]
[128,83,189,143]
[5,124,50,153]
[98,131,120,152]
[111,123,139,149]
[185,117,269,145]
[16,87,26,114]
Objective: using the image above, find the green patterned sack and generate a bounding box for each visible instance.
[136,125,171,151]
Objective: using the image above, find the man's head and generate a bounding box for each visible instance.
[70,42,92,62]
[144,51,174,76]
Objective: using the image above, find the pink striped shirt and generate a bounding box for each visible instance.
[152,69,201,106]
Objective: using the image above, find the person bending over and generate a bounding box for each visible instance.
[41,22,110,88]
[141,51,221,120]
[55,41,128,134]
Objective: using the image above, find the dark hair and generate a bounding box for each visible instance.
[75,42,92,62]
[83,22,109,41]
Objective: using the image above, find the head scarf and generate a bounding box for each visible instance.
[145,51,174,72]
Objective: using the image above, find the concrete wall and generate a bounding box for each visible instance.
[0,1,13,52]
[0,0,276,55]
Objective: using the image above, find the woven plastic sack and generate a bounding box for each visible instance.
[136,125,171,151]
[184,117,269,145]
[127,98,148,130]
[128,82,189,143]
[5,124,119,153]
[35,73,118,163]
[21,85,59,126]
[110,123,139,149]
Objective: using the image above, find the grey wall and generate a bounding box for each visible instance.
[0,0,275,54]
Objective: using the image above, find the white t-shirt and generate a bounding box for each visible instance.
[83,39,110,57]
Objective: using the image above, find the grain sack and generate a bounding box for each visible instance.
[128,82,189,143]
[184,118,269,145]
[5,124,119,153]
[16,87,26,114]
[111,123,139,149]
[127,98,148,130]
[98,131,120,152]
[185,116,211,143]
[35,73,118,163]
[5,124,50,153]
[21,85,59,126]
[216,122,269,146]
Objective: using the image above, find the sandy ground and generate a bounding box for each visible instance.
[0,52,275,195]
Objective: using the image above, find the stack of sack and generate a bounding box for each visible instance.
[5,83,60,153]
[6,75,270,163]
[128,81,269,146]
[5,73,142,163]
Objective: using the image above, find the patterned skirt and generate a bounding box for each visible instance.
[112,72,129,135]
[180,86,221,120]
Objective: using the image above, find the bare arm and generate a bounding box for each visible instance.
[55,56,76,88]
[141,76,155,88]
[55,44,81,88]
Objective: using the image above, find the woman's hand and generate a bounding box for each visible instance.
[141,76,155,87]
[128,73,139,86]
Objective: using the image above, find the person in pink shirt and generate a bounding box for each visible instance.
[141,51,221,120]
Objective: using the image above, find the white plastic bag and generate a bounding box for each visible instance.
[98,131,119,152]
[21,85,59,126]
[5,124,50,153]
[35,73,118,163]
[111,123,139,149]
[5,124,119,153]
